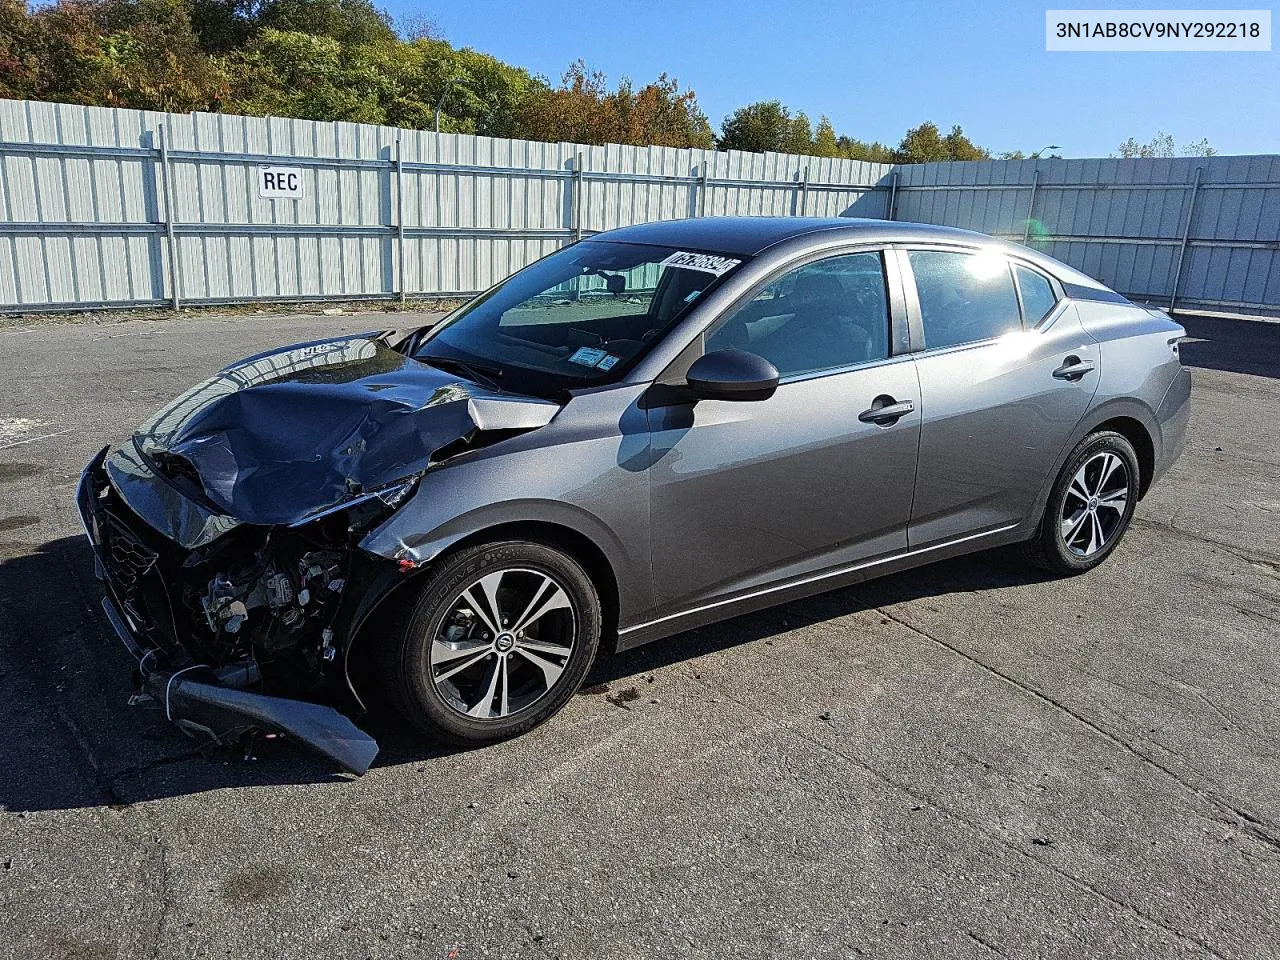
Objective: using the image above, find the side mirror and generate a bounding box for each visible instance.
[685,349,779,402]
[604,273,626,296]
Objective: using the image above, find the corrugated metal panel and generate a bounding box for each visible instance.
[2,98,1277,316]
[0,99,895,308]
[895,153,1280,315]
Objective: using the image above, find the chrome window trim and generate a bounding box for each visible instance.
[775,351,916,386]
[698,244,900,372]
[1012,261,1064,329]
[895,244,1039,356]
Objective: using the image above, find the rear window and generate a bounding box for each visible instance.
[908,250,1022,350]
[1016,265,1058,324]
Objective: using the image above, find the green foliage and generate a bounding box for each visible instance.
[1114,131,1216,158]
[717,103,967,164]
[0,0,227,111]
[3,0,1212,164]
[836,136,895,164]
[224,29,388,123]
[255,0,395,47]
[514,60,712,147]
[894,122,989,163]
[717,100,793,153]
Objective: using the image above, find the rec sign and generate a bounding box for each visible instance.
[258,166,304,199]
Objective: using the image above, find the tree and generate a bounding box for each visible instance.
[515,61,712,148]
[254,0,397,48]
[781,111,814,155]
[812,116,839,157]
[224,28,388,122]
[0,0,227,112]
[942,124,987,161]
[895,121,948,163]
[606,73,713,148]
[894,122,989,163]
[0,0,42,100]
[397,12,441,42]
[1184,137,1217,158]
[187,0,260,54]
[717,100,793,153]
[836,136,895,164]
[1114,131,1216,158]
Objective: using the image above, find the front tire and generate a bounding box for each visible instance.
[1022,430,1140,575]
[382,540,601,747]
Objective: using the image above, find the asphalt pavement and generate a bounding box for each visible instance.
[0,308,1277,959]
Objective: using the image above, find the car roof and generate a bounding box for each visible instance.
[585,216,997,257]
[585,216,1117,295]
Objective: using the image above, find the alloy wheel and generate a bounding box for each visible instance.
[429,567,577,719]
[1060,451,1131,558]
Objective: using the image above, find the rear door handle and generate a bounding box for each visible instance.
[1053,356,1095,381]
[858,396,915,425]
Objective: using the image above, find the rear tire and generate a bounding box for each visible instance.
[1021,430,1140,575]
[380,540,601,747]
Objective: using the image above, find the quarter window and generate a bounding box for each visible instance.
[705,251,890,378]
[1016,265,1058,324]
[908,250,1021,350]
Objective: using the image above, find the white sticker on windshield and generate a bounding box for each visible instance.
[660,251,742,276]
[569,346,608,367]
[596,353,620,371]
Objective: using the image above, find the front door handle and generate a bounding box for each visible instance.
[1053,356,1095,381]
[858,396,915,425]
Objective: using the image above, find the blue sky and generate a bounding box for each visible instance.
[382,0,1279,157]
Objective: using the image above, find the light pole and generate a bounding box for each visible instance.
[434,78,463,133]
[1030,143,1062,159]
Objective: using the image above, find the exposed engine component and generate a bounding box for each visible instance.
[197,547,346,669]
[203,573,248,634]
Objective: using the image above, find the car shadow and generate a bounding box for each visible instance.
[1175,313,1280,379]
[0,534,1047,812]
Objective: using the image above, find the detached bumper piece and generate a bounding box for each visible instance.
[142,656,379,776]
[79,448,379,776]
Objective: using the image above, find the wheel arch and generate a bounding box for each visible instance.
[422,520,621,647]
[1090,415,1156,498]
[1021,398,1161,540]
[352,518,622,654]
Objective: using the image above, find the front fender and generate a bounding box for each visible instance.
[361,495,632,575]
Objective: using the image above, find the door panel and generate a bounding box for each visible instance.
[910,304,1100,546]
[646,359,921,617]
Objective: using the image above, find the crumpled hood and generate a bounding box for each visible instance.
[117,333,560,529]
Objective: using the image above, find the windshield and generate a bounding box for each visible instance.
[415,241,744,396]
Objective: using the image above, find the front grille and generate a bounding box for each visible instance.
[100,511,159,622]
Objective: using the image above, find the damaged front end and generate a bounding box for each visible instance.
[75,332,560,775]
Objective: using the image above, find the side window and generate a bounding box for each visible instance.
[908,250,1021,350]
[1016,265,1058,325]
[705,251,890,378]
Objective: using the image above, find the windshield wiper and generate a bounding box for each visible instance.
[418,355,504,391]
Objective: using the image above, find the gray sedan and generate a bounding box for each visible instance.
[77,217,1189,771]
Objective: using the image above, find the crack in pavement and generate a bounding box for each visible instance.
[811,730,1234,960]
[140,831,176,960]
[1132,517,1280,568]
[686,670,1234,960]
[873,605,1280,859]
[967,930,1007,956]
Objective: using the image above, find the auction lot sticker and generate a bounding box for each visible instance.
[1047,10,1271,50]
[660,251,742,276]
